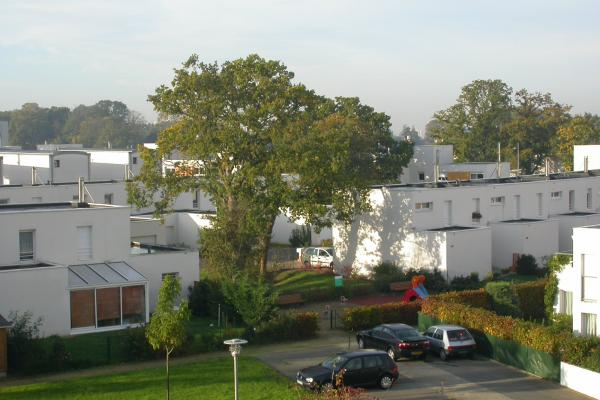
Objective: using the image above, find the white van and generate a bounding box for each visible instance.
[302,247,334,268]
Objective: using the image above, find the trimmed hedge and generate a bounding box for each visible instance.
[434,288,490,309]
[341,301,422,331]
[254,312,319,344]
[514,279,547,320]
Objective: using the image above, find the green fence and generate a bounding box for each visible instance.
[418,313,560,381]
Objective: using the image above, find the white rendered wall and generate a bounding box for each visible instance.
[555,214,600,253]
[446,227,492,279]
[0,205,130,267]
[130,218,168,244]
[0,266,70,336]
[490,219,558,269]
[51,153,90,183]
[87,150,131,181]
[441,162,510,179]
[400,145,453,184]
[128,251,199,310]
[561,362,600,399]
[571,227,600,336]
[574,145,600,171]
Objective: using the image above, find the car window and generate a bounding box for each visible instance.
[343,357,362,371]
[378,355,393,367]
[447,329,472,341]
[392,328,421,339]
[372,326,386,337]
[322,355,347,369]
[424,327,436,337]
[433,329,443,340]
[363,356,379,368]
[319,250,328,257]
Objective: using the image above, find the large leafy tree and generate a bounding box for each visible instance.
[146,275,190,400]
[8,103,69,149]
[501,90,571,174]
[128,54,411,277]
[430,79,513,162]
[555,113,600,171]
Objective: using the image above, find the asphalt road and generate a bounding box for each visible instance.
[255,331,593,400]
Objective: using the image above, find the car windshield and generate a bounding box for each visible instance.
[392,328,421,339]
[447,329,472,341]
[321,355,347,369]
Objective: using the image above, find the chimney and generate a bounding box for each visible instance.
[78,177,85,203]
[584,156,589,173]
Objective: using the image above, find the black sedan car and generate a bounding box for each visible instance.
[296,350,399,390]
[356,323,430,361]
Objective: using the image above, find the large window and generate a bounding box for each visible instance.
[582,254,598,302]
[559,290,573,315]
[19,230,34,261]
[122,286,145,324]
[582,313,597,337]
[96,287,121,327]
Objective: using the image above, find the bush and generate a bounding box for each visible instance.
[370,264,450,294]
[449,273,481,291]
[341,301,422,331]
[254,312,319,344]
[370,262,401,292]
[289,225,312,248]
[6,311,46,374]
[516,254,538,275]
[485,282,522,318]
[221,273,278,328]
[544,254,572,318]
[46,335,71,371]
[434,289,490,309]
[188,279,229,318]
[514,279,547,320]
[124,326,158,361]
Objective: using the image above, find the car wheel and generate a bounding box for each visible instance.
[387,347,396,361]
[439,349,447,361]
[358,338,365,349]
[378,374,394,390]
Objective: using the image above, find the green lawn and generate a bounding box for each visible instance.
[0,357,298,400]
[273,270,336,293]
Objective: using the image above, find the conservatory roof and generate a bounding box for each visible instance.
[68,262,147,289]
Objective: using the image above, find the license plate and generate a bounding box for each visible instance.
[412,351,423,356]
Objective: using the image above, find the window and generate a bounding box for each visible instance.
[433,329,443,340]
[54,159,60,168]
[161,272,180,281]
[70,290,95,329]
[559,290,573,315]
[490,196,505,205]
[587,188,593,209]
[582,254,598,302]
[470,173,484,180]
[19,230,34,261]
[122,285,146,324]
[537,193,543,216]
[582,313,597,336]
[343,357,362,371]
[104,193,114,205]
[551,191,562,199]
[418,172,425,181]
[569,190,575,211]
[415,202,433,211]
[0,198,8,204]
[96,287,121,327]
[363,355,380,368]
[132,157,138,165]
[77,226,92,260]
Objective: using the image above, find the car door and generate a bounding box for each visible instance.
[424,327,437,351]
[341,357,364,387]
[318,249,329,266]
[431,328,444,351]
[360,355,381,386]
[371,326,389,350]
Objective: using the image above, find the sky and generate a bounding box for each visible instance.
[1,0,599,134]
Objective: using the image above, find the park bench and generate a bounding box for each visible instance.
[277,293,304,306]
[389,281,412,292]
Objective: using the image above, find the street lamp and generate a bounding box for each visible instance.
[224,338,248,400]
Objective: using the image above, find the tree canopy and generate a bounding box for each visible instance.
[128,54,412,277]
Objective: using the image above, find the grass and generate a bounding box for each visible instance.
[273,270,371,295]
[0,357,298,400]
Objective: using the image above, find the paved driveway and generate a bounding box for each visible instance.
[255,332,593,400]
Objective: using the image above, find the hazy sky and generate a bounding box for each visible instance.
[1,0,599,133]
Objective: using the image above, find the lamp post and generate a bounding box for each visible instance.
[224,338,248,400]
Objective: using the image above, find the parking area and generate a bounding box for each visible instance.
[255,333,593,400]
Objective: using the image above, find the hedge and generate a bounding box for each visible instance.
[421,297,600,372]
[514,279,547,320]
[341,301,422,331]
[253,312,319,344]
[434,288,490,309]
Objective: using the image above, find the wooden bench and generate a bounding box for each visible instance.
[277,293,304,306]
[389,281,412,292]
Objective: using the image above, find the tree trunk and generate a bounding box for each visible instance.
[166,348,171,400]
[258,216,276,275]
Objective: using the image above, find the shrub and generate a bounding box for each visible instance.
[370,262,401,292]
[449,273,481,291]
[341,301,422,331]
[254,312,319,344]
[544,254,572,318]
[46,335,71,371]
[6,311,45,374]
[124,326,158,361]
[188,279,230,318]
[221,273,278,328]
[560,335,600,366]
[485,282,522,318]
[514,279,547,320]
[582,347,600,372]
[289,225,312,248]
[516,254,538,275]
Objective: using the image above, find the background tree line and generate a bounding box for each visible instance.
[428,79,600,173]
[0,100,169,149]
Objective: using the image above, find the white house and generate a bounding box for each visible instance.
[0,149,91,185]
[0,201,199,336]
[574,145,600,172]
[334,171,600,279]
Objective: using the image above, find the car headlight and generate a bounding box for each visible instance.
[305,377,313,383]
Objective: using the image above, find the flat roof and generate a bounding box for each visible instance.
[559,212,599,216]
[0,262,55,271]
[501,218,545,223]
[427,226,478,232]
[130,242,187,255]
[0,202,123,214]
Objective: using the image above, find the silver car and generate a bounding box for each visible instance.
[423,325,476,361]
